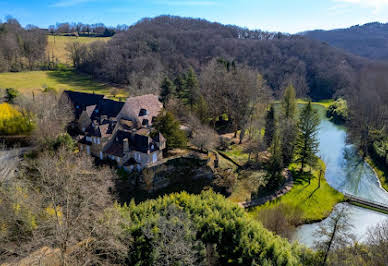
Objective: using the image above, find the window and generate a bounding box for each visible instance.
[139,109,147,116]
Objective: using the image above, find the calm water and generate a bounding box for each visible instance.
[293,104,388,247]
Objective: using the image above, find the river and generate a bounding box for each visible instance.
[293,104,388,247]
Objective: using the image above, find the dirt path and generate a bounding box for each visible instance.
[0,147,31,182]
[238,170,294,208]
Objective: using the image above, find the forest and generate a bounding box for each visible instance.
[0,14,388,266]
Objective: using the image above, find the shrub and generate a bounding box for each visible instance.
[119,191,318,265]
[5,88,20,104]
[327,98,348,124]
[0,103,34,135]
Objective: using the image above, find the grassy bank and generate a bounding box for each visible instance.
[0,70,127,98]
[249,160,344,223]
[366,156,388,192]
[47,35,111,64]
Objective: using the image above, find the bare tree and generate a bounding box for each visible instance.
[16,92,73,144]
[191,124,219,152]
[366,219,388,265]
[0,147,128,265]
[314,205,355,265]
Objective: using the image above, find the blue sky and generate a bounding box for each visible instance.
[1,0,388,33]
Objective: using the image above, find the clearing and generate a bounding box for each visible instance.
[47,35,111,64]
[0,70,127,98]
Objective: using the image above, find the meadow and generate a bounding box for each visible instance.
[0,70,127,99]
[47,35,111,64]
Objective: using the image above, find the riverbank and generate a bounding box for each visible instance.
[366,156,388,192]
[249,159,344,224]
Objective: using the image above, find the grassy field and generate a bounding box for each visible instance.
[47,35,111,64]
[0,70,127,98]
[297,99,334,108]
[249,160,344,223]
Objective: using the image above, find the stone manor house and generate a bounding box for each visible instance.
[61,91,166,171]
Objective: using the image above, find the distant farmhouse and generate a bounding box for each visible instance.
[61,91,166,171]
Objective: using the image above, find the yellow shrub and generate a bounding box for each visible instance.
[0,103,34,135]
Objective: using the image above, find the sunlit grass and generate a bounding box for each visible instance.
[0,70,127,99]
[249,160,344,223]
[47,35,111,64]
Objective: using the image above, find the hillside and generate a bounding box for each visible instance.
[47,35,111,64]
[73,16,367,100]
[303,22,388,60]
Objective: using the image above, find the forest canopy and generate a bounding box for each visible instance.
[71,15,367,100]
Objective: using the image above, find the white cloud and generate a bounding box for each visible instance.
[51,0,96,7]
[334,0,388,9]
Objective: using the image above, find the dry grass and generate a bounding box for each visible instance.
[47,35,111,64]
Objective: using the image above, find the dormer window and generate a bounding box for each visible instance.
[139,109,148,116]
[142,119,149,126]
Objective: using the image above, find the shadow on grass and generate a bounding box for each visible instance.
[47,70,110,92]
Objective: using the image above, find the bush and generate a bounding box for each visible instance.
[119,191,318,265]
[0,103,34,135]
[327,98,348,124]
[5,88,20,104]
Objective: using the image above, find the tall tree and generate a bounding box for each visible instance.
[281,83,297,120]
[280,84,298,166]
[182,68,200,112]
[160,76,176,104]
[266,132,284,189]
[314,205,354,266]
[153,111,187,150]
[295,102,320,171]
[264,105,276,148]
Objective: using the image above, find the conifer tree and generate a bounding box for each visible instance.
[281,83,296,119]
[153,111,187,150]
[280,83,297,166]
[264,105,275,148]
[182,68,200,111]
[160,77,176,104]
[266,132,284,189]
[295,102,320,171]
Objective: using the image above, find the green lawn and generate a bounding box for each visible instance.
[0,70,127,98]
[223,144,249,166]
[249,160,344,223]
[297,99,334,108]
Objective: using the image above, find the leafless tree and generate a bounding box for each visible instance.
[0,147,128,265]
[16,92,73,144]
[314,205,355,265]
[366,219,388,265]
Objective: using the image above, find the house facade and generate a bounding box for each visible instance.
[63,91,166,170]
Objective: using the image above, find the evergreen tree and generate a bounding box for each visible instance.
[266,132,284,189]
[264,105,275,148]
[280,84,297,166]
[160,76,176,104]
[174,74,186,98]
[281,83,297,119]
[153,111,187,150]
[182,68,200,111]
[295,102,320,171]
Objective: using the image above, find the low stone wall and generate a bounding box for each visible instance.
[137,153,215,192]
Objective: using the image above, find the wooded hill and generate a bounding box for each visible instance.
[72,15,368,100]
[303,22,388,61]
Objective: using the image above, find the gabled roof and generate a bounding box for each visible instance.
[119,94,163,126]
[63,91,104,118]
[91,99,125,120]
[63,91,104,108]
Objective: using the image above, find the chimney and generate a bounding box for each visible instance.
[123,138,129,153]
